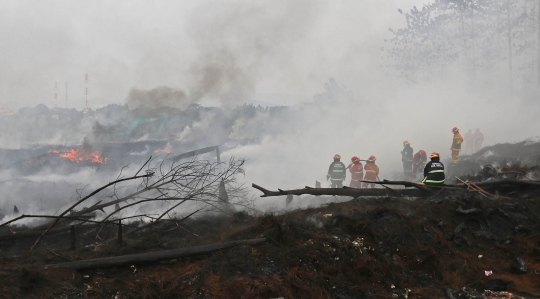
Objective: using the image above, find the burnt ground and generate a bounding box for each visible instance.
[1,191,540,299]
[1,140,540,299]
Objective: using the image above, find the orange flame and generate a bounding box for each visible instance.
[49,147,108,163]
[154,145,171,154]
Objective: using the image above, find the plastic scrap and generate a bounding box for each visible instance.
[484,270,493,276]
[484,290,526,299]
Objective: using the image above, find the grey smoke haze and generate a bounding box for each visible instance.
[0,0,425,109]
[3,0,540,214]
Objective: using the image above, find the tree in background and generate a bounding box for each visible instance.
[383,0,540,93]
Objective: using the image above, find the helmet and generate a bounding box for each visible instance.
[430,152,440,159]
[351,156,360,162]
[452,127,459,132]
[419,150,426,156]
[368,155,376,162]
[403,140,410,146]
[334,154,341,159]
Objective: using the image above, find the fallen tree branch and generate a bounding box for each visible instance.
[42,238,266,270]
[169,146,219,163]
[0,224,100,242]
[469,179,540,189]
[29,173,153,253]
[0,214,126,230]
[123,207,202,237]
[134,155,152,177]
[252,183,427,198]
[364,180,434,192]
[45,246,73,262]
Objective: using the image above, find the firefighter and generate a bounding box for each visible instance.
[362,155,379,189]
[348,156,364,189]
[422,152,445,185]
[464,129,474,154]
[474,128,484,153]
[327,154,346,188]
[451,127,463,164]
[412,150,427,177]
[401,141,413,179]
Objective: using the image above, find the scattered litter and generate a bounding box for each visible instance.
[390,284,395,288]
[478,254,483,259]
[83,275,89,278]
[484,270,493,276]
[484,290,526,299]
[323,214,332,217]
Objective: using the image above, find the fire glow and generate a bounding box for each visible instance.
[154,145,171,154]
[49,147,108,163]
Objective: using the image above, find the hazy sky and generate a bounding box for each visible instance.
[0,0,427,109]
[2,0,540,215]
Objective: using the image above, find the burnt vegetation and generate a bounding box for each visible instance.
[1,141,540,298]
[1,188,540,298]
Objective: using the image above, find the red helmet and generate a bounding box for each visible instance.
[452,127,459,133]
[430,152,440,159]
[403,140,410,146]
[351,156,360,162]
[368,155,376,162]
[334,154,341,159]
[419,150,426,156]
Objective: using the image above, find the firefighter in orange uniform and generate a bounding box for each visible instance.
[412,150,427,176]
[362,156,379,189]
[348,156,364,189]
[451,127,464,164]
[474,128,484,153]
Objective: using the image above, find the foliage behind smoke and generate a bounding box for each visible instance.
[127,86,189,109]
[384,0,540,94]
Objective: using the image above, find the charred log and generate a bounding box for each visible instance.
[42,238,266,270]
[252,183,428,198]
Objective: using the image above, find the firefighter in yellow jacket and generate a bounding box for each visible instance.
[451,127,464,164]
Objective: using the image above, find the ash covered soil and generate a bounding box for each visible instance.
[2,194,540,299]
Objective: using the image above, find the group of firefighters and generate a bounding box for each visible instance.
[327,154,379,189]
[327,127,485,188]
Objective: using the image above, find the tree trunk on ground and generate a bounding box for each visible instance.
[252,184,428,198]
[43,238,266,270]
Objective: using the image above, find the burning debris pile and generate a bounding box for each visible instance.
[48,146,108,164]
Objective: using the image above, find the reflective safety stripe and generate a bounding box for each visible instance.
[354,172,363,174]
[366,170,377,173]
[422,177,444,183]
[333,170,344,172]
[451,148,461,151]
[428,170,444,173]
[331,178,344,181]
[425,180,444,183]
